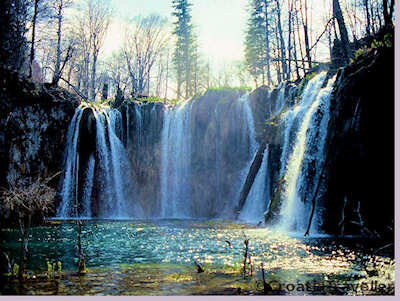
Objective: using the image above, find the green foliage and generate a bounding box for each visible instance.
[371,38,392,49]
[57,261,62,274]
[81,99,111,110]
[47,261,55,278]
[46,260,62,278]
[355,47,367,58]
[207,86,252,93]
[297,72,317,96]
[12,263,19,277]
[172,0,198,99]
[350,32,393,64]
[139,96,165,103]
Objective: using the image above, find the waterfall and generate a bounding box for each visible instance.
[240,94,257,155]
[81,154,94,218]
[160,101,193,218]
[279,73,334,232]
[57,75,336,227]
[57,105,137,219]
[57,107,84,218]
[104,109,130,218]
[159,93,257,219]
[274,83,286,116]
[239,145,270,223]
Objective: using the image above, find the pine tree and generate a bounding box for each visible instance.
[0,0,29,71]
[244,0,268,87]
[171,0,197,99]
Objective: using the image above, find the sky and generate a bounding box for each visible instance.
[104,0,249,69]
[101,0,332,68]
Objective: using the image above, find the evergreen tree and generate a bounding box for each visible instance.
[0,0,30,71]
[244,0,268,87]
[171,0,197,99]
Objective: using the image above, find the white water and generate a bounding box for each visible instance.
[160,93,258,219]
[58,105,136,219]
[240,94,258,155]
[104,110,130,218]
[160,101,193,218]
[274,83,286,116]
[279,73,334,232]
[57,107,84,218]
[81,154,95,218]
[58,74,335,228]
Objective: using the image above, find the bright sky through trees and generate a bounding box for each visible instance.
[101,0,330,71]
[104,0,247,66]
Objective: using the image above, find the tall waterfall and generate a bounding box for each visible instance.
[160,101,193,218]
[159,93,257,219]
[278,73,334,232]
[57,107,84,218]
[57,105,138,219]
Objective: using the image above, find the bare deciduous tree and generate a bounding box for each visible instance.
[1,173,58,280]
[123,15,170,98]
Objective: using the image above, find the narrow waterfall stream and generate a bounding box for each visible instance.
[57,107,84,218]
[160,101,193,218]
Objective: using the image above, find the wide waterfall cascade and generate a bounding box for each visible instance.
[57,105,139,219]
[57,77,335,226]
[239,145,270,223]
[279,73,335,232]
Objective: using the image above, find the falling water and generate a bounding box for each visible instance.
[57,105,136,219]
[81,154,94,218]
[160,93,257,219]
[239,145,270,223]
[104,109,130,218]
[57,107,84,218]
[160,101,193,218]
[279,73,334,232]
[274,83,286,116]
[239,94,257,155]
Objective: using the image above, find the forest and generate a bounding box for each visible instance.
[0,0,395,101]
[0,0,396,297]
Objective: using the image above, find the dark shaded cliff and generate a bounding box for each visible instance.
[0,67,79,192]
[322,42,394,238]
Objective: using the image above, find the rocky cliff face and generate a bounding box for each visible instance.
[0,68,79,194]
[322,43,394,238]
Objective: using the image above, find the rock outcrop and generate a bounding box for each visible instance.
[0,67,79,192]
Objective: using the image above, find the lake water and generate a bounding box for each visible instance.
[0,220,395,295]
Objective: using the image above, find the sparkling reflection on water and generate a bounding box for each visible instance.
[1,220,395,295]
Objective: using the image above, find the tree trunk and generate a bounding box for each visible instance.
[292,19,300,80]
[295,1,306,76]
[263,0,272,86]
[364,0,371,36]
[287,0,293,81]
[29,0,39,78]
[333,0,352,64]
[276,0,287,80]
[52,1,63,85]
[237,141,268,216]
[165,50,169,102]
